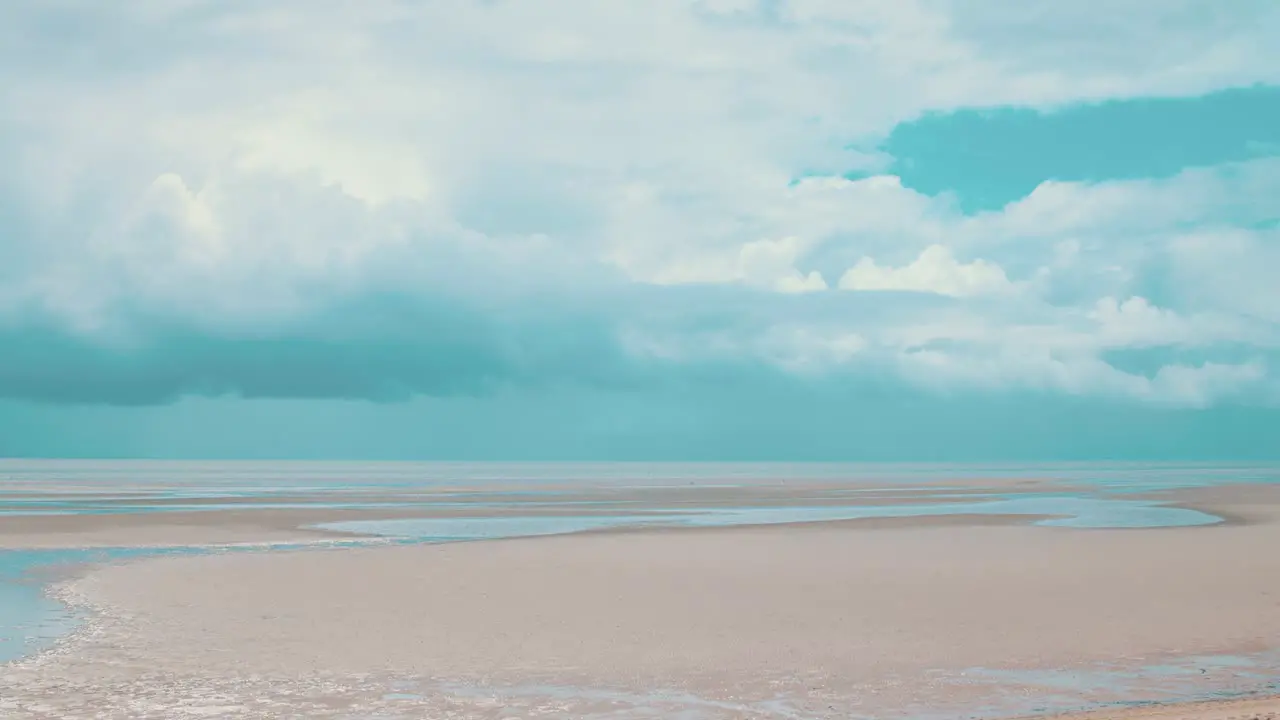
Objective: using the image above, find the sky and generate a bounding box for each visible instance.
[2,1,1279,460]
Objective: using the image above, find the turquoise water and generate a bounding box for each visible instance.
[0,540,382,664]
[1,460,1277,670]
[2,459,1278,489]
[0,547,181,663]
[0,550,86,663]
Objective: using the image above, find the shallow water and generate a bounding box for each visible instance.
[0,550,86,663]
[0,547,170,663]
[312,495,1222,542]
[0,540,384,664]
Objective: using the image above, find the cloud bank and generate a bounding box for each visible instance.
[2,0,1279,422]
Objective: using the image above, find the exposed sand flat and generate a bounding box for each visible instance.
[0,479,1079,549]
[4,513,1280,719]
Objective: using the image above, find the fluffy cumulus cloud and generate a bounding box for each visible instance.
[838,245,1014,297]
[2,0,1280,414]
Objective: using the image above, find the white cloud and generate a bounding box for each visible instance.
[1165,227,1280,322]
[1085,296,1241,348]
[637,236,826,293]
[738,237,828,294]
[838,244,1013,297]
[2,1,1279,408]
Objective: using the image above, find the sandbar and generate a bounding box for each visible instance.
[4,507,1280,719]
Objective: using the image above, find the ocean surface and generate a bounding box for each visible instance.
[2,459,1280,714]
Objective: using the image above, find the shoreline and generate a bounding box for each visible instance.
[7,515,1280,719]
[16,574,1280,720]
[5,477,1280,718]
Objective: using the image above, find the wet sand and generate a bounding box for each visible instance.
[1137,483,1280,528]
[3,478,1280,718]
[0,509,366,548]
[4,501,1280,719]
[1046,698,1280,720]
[0,479,1081,549]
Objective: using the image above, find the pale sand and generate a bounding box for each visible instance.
[4,508,1280,719]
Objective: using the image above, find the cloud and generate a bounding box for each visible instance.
[739,237,829,294]
[1086,296,1249,348]
[0,297,611,405]
[838,244,1014,297]
[1,0,1279,418]
[3,155,1276,408]
[650,236,827,293]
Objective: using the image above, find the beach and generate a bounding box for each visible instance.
[3,463,1280,719]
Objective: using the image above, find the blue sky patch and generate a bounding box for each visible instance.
[883,84,1280,212]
